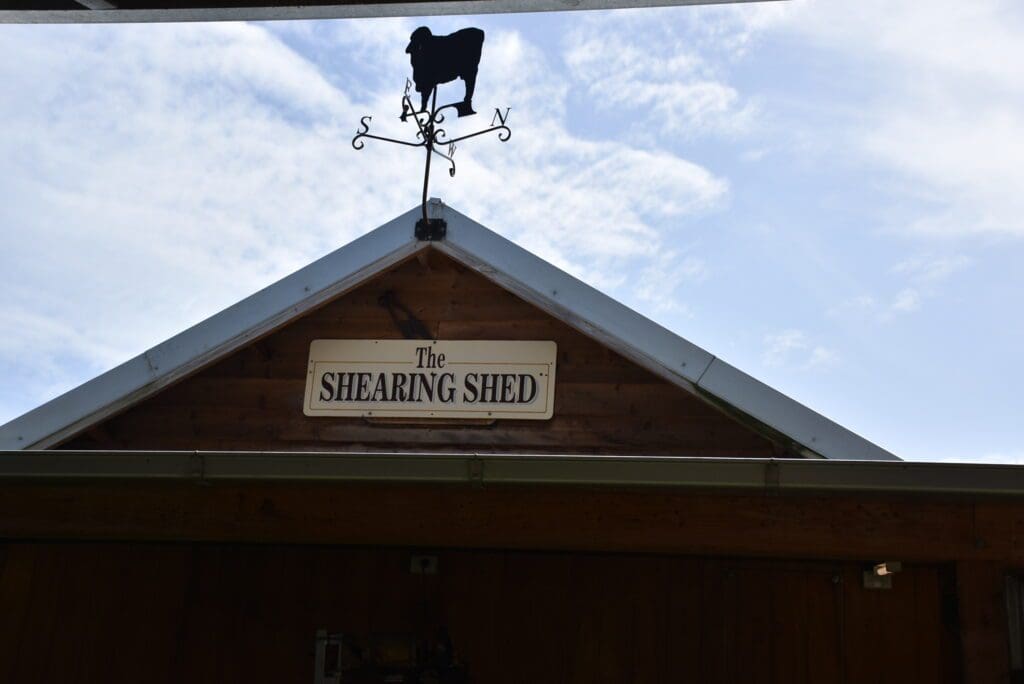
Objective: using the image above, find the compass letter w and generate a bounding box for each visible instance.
[491,107,510,126]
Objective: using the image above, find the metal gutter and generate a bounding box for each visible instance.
[2,451,1022,496]
[1,0,778,24]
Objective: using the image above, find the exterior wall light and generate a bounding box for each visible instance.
[863,561,903,590]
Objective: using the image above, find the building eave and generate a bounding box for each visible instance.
[1,450,1018,495]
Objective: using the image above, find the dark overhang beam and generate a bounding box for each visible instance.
[1,451,1022,497]
[1,0,780,24]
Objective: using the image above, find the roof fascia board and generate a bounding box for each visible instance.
[697,358,898,462]
[0,451,1014,495]
[0,207,425,450]
[435,204,898,461]
[0,0,777,24]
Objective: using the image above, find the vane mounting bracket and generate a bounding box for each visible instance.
[415,217,447,241]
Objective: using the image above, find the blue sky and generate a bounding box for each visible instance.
[1,0,1022,462]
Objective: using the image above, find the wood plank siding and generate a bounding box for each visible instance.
[0,542,960,684]
[60,252,780,456]
[5,481,1024,565]
[11,242,1013,682]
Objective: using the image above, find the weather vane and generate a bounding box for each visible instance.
[352,26,511,239]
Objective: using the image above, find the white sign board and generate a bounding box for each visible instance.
[304,340,556,420]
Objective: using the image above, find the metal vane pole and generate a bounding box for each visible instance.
[421,88,438,227]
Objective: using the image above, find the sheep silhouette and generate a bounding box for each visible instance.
[404,26,484,119]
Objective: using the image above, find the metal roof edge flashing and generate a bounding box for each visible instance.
[435,207,713,388]
[0,451,1017,495]
[696,358,898,462]
[434,206,898,462]
[0,205,426,450]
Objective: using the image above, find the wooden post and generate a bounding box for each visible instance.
[958,561,1011,684]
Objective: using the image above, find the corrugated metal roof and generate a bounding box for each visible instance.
[0,200,899,460]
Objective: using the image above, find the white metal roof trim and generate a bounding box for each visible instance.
[0,206,424,450]
[0,355,156,451]
[696,358,899,461]
[436,204,715,386]
[435,204,896,462]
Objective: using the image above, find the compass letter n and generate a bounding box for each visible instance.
[491,107,510,126]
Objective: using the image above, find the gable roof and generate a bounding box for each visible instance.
[0,200,898,460]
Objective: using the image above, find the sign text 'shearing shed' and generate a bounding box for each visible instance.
[304,340,556,420]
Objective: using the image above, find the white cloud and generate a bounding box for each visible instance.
[763,330,804,367]
[762,0,1024,238]
[0,301,126,407]
[0,20,727,421]
[890,288,921,314]
[846,295,876,312]
[564,8,757,139]
[633,250,707,314]
[762,329,838,371]
[866,109,1024,238]
[883,253,970,317]
[831,252,970,323]
[893,254,972,283]
[556,0,1024,243]
[387,26,729,286]
[805,346,839,369]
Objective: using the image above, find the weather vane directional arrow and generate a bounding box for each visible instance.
[352,26,511,239]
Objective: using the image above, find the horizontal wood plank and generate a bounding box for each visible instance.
[2,481,1023,563]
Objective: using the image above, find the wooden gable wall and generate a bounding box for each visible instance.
[60,251,780,456]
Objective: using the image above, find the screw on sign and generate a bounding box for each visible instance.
[352,26,511,234]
